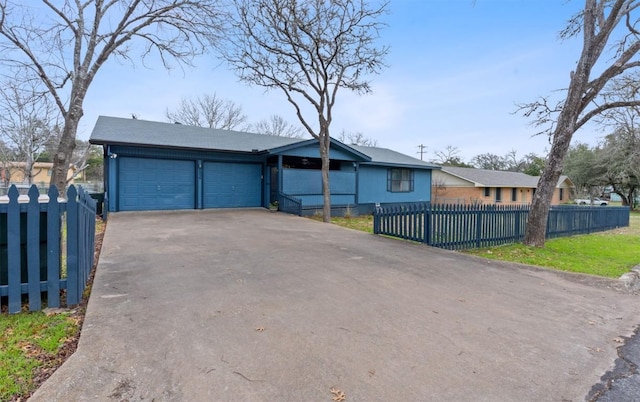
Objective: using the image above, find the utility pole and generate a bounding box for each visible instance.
[417,144,427,161]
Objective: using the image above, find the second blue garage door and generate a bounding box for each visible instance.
[203,162,262,208]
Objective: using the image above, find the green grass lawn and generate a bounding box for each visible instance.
[326,212,640,278]
[310,214,374,233]
[0,311,80,400]
[464,212,640,278]
[0,218,105,401]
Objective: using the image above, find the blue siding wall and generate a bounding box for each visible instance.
[358,165,431,204]
[282,169,356,206]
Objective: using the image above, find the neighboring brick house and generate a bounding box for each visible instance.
[432,166,574,205]
[0,162,75,187]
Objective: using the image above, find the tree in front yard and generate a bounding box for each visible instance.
[519,0,640,247]
[0,0,223,193]
[217,0,389,222]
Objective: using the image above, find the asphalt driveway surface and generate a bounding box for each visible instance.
[31,210,640,402]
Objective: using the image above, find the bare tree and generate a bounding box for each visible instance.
[337,130,377,146]
[431,177,447,204]
[0,138,14,186]
[0,1,223,192]
[219,0,389,222]
[251,114,304,138]
[470,152,508,170]
[518,0,640,247]
[0,81,60,185]
[166,93,248,130]
[431,145,469,167]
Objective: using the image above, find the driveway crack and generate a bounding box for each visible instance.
[586,326,640,401]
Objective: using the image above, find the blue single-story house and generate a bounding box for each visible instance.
[89,116,439,215]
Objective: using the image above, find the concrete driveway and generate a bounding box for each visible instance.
[31,210,640,402]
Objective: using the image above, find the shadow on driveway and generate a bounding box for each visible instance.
[31,210,640,402]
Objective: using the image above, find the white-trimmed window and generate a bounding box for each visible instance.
[387,168,414,192]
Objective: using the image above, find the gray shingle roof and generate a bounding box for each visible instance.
[439,166,572,188]
[90,116,439,170]
[351,145,440,169]
[90,116,302,152]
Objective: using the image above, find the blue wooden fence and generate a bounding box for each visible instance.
[1,185,96,313]
[374,203,630,250]
[278,192,303,216]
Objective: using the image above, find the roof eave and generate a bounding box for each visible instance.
[360,161,438,170]
[90,139,269,155]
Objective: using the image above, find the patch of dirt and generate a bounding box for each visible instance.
[11,218,106,402]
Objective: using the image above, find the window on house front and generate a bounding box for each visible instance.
[559,188,564,201]
[484,187,490,197]
[387,168,413,192]
[495,187,502,202]
[511,188,517,202]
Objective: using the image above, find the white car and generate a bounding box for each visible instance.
[574,197,609,206]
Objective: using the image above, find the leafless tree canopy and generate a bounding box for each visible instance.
[219,0,389,221]
[519,0,640,246]
[0,81,60,185]
[166,94,248,130]
[251,114,304,138]
[431,145,471,167]
[337,130,377,146]
[0,0,223,191]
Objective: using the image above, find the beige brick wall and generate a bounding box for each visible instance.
[433,186,565,205]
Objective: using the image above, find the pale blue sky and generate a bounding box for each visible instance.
[80,0,598,163]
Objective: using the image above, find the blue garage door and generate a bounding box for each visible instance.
[118,157,195,211]
[203,162,262,208]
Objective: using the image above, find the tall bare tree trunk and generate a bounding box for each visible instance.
[51,102,82,192]
[524,127,573,246]
[319,130,331,222]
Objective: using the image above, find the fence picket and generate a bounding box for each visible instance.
[47,186,61,308]
[66,186,79,306]
[27,186,42,311]
[7,186,21,313]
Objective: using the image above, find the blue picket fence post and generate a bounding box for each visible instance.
[47,186,61,308]
[66,185,79,306]
[7,186,21,313]
[424,203,431,245]
[27,186,42,311]
[1,184,96,313]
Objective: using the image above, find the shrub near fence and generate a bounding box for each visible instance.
[0,185,96,313]
[374,203,630,251]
